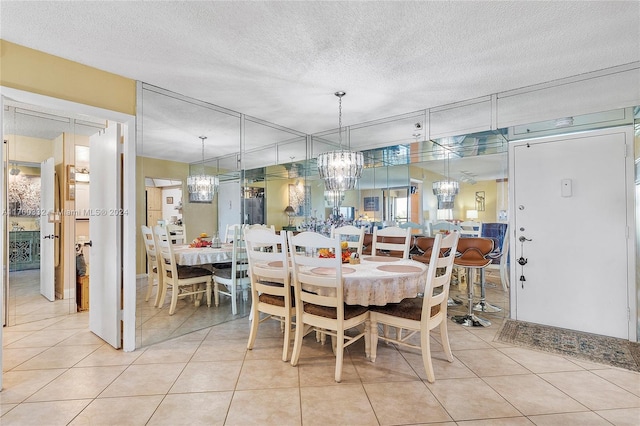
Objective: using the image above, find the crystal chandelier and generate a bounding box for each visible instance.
[432,145,459,209]
[187,136,219,203]
[317,91,364,191]
[324,189,345,208]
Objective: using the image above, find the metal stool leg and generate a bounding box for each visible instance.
[473,268,502,313]
[451,267,491,327]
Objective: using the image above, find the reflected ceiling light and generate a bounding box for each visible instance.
[432,148,459,209]
[317,91,364,191]
[187,136,219,203]
[324,189,345,208]
[555,117,574,128]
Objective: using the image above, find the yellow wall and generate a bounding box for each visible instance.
[456,180,498,223]
[0,40,135,115]
[137,156,219,274]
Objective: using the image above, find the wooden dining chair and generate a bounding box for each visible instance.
[213,226,250,315]
[141,225,162,306]
[459,221,482,237]
[371,226,412,259]
[243,223,275,233]
[166,223,186,244]
[244,228,294,361]
[330,224,365,256]
[154,225,212,315]
[223,223,243,243]
[287,231,370,383]
[370,231,460,383]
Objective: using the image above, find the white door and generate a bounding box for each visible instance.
[39,157,56,301]
[89,123,122,348]
[218,179,241,237]
[510,127,632,339]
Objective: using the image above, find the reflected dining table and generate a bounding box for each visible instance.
[172,243,234,266]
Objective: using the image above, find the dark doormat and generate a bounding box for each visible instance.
[496,319,640,372]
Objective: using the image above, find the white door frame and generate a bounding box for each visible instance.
[0,86,137,389]
[508,126,637,342]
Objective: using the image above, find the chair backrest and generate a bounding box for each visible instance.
[431,221,463,233]
[153,225,178,281]
[141,225,159,271]
[481,223,509,264]
[230,226,249,275]
[244,228,291,304]
[331,225,365,256]
[166,223,186,244]
[224,223,243,243]
[371,226,412,259]
[287,231,345,312]
[244,223,275,233]
[412,231,460,264]
[422,232,460,323]
[459,221,482,237]
[399,221,427,235]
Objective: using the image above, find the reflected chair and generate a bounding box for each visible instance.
[244,228,294,361]
[141,225,162,306]
[370,232,459,383]
[223,223,243,243]
[288,231,370,383]
[451,237,494,327]
[154,225,212,315]
[371,226,412,259]
[166,223,186,244]
[243,223,275,233]
[331,225,365,256]
[459,221,482,237]
[431,221,463,234]
[213,226,250,315]
[413,233,462,308]
[399,221,429,236]
[482,223,510,292]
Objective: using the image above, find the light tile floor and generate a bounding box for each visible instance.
[2,272,640,425]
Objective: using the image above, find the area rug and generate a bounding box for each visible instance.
[496,319,640,372]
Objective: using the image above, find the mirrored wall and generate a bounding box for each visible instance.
[136,83,513,348]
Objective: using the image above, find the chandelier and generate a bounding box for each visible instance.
[432,180,459,209]
[324,189,345,208]
[432,143,459,209]
[317,91,364,191]
[187,136,219,203]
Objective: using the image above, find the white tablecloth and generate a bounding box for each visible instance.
[173,243,234,266]
[264,256,427,306]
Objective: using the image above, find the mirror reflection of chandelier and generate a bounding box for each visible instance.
[324,189,345,208]
[187,136,219,203]
[317,91,364,191]
[432,144,459,209]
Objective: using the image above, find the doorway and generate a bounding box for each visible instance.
[510,126,635,339]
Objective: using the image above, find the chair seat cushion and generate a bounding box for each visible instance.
[259,293,286,306]
[303,302,368,320]
[167,265,211,279]
[213,268,247,279]
[370,297,440,321]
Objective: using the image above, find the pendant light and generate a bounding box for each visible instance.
[187,136,219,203]
[432,147,459,209]
[317,91,364,191]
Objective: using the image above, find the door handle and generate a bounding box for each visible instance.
[43,234,59,239]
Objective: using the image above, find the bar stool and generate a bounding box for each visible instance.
[451,237,494,327]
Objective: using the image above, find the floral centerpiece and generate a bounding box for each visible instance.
[189,233,212,248]
[318,242,355,263]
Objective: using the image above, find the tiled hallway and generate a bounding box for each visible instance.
[2,307,639,425]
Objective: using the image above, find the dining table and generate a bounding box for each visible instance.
[263,255,428,306]
[172,243,235,266]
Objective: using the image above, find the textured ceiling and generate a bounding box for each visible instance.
[1,1,639,176]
